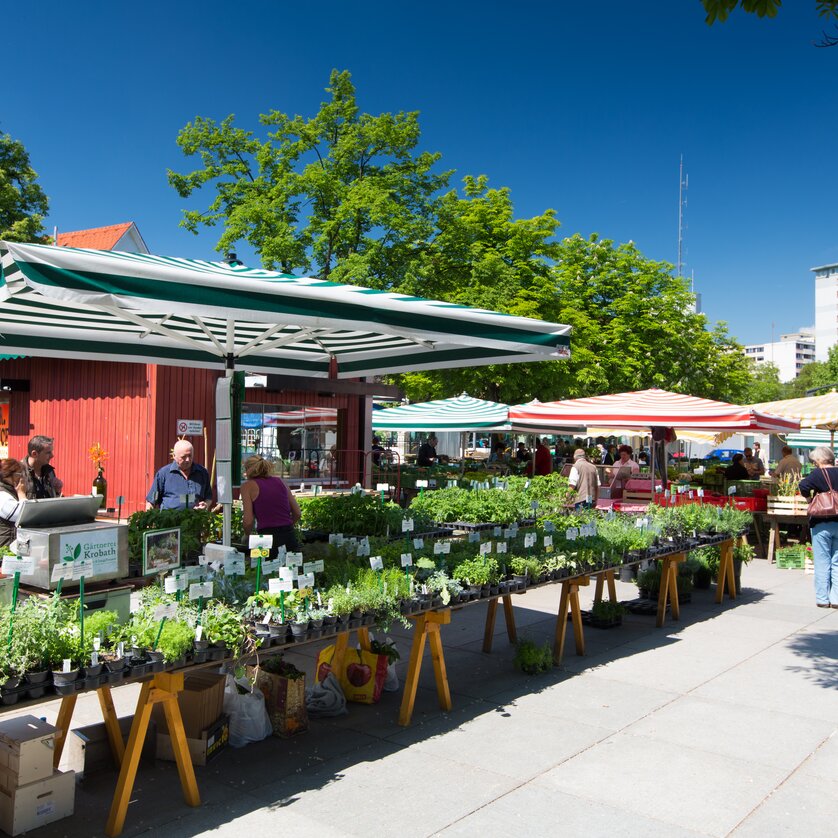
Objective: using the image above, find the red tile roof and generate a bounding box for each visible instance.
[56,222,135,250]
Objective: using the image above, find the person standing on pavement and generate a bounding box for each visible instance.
[20,435,63,499]
[568,449,600,509]
[146,440,213,510]
[772,446,802,480]
[797,445,838,608]
[530,438,553,476]
[240,454,301,559]
[753,441,769,472]
[742,446,765,479]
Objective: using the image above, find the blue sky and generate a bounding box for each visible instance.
[5,1,838,346]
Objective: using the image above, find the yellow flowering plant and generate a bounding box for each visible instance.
[89,443,109,468]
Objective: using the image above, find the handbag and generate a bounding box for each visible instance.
[807,468,838,517]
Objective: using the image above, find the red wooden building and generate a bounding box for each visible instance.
[0,225,396,513]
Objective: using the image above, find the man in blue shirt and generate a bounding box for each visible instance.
[146,440,213,510]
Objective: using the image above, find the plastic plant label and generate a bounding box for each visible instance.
[224,556,245,576]
[728,485,737,495]
[186,565,205,580]
[248,534,273,549]
[376,483,389,492]
[2,555,34,575]
[524,533,537,548]
[297,572,316,588]
[698,488,704,498]
[429,479,437,488]
[479,541,492,555]
[261,559,281,574]
[72,558,94,579]
[688,490,694,500]
[153,603,177,621]
[401,517,414,532]
[544,536,553,549]
[415,480,429,488]
[62,659,72,673]
[174,569,190,590]
[401,553,413,568]
[286,552,303,568]
[164,576,178,594]
[544,520,555,533]
[198,554,208,565]
[189,581,213,600]
[303,562,318,575]
[413,538,424,550]
[496,541,508,554]
[502,528,512,539]
[369,556,384,571]
[312,560,325,573]
[433,541,445,555]
[468,532,480,543]
[50,562,74,582]
[329,533,344,546]
[269,577,293,593]
[491,526,501,537]
[531,500,539,511]
[447,480,457,488]
[194,627,202,643]
[566,528,578,541]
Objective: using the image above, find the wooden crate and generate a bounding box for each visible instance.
[766,495,809,515]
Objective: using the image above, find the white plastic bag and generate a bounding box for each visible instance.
[223,674,272,747]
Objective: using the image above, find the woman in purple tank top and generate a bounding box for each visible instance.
[241,455,302,558]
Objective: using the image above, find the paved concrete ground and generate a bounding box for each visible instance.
[9,559,838,837]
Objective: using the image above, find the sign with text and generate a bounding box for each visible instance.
[177,419,204,436]
[59,527,120,578]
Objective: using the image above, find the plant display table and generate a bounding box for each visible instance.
[765,513,810,563]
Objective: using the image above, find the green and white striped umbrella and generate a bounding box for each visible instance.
[372,393,512,431]
[0,242,571,376]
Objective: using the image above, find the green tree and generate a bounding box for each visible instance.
[742,361,785,402]
[0,131,49,243]
[398,233,754,404]
[784,346,838,397]
[702,1,838,24]
[169,69,449,283]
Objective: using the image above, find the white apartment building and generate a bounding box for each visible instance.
[743,328,816,382]
[813,262,838,361]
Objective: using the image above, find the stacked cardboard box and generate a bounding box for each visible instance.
[0,716,75,836]
[153,671,228,765]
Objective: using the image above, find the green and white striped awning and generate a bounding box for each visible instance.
[372,393,512,431]
[784,429,838,451]
[0,242,571,377]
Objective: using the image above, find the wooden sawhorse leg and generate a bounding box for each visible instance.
[715,538,737,603]
[398,610,452,726]
[105,672,199,837]
[482,594,518,653]
[593,569,618,604]
[767,521,779,564]
[657,553,686,627]
[553,576,590,665]
[52,685,125,771]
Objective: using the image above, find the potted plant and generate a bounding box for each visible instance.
[155,620,196,668]
[513,637,553,675]
[589,600,625,629]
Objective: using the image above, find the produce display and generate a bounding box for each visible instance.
[0,496,752,706]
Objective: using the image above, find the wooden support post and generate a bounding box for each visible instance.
[53,693,78,769]
[715,539,737,603]
[482,594,518,654]
[594,569,618,604]
[767,521,779,564]
[398,609,451,726]
[656,553,686,627]
[105,672,199,837]
[553,575,590,665]
[97,686,125,765]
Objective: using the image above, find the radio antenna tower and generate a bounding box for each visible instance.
[677,155,688,280]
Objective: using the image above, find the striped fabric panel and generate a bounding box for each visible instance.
[372,393,511,430]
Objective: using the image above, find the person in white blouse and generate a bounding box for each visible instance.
[0,459,28,547]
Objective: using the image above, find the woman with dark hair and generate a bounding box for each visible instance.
[724,454,749,480]
[0,459,27,547]
[240,455,302,559]
[798,445,838,608]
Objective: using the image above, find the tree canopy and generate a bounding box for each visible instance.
[0,131,49,243]
[170,69,759,406]
[702,1,838,24]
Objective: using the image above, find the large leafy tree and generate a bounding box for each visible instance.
[398,232,754,404]
[169,69,448,283]
[0,131,49,243]
[702,1,838,23]
[742,362,785,402]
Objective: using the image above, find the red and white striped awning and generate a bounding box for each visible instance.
[509,388,800,433]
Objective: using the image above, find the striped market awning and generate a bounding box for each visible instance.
[0,242,571,377]
[750,392,838,431]
[509,388,800,433]
[783,429,838,450]
[372,393,511,431]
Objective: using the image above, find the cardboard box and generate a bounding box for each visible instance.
[156,715,228,766]
[0,770,74,836]
[62,716,157,779]
[151,671,225,739]
[0,716,57,787]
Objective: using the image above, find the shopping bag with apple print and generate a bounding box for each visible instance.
[316,644,388,704]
